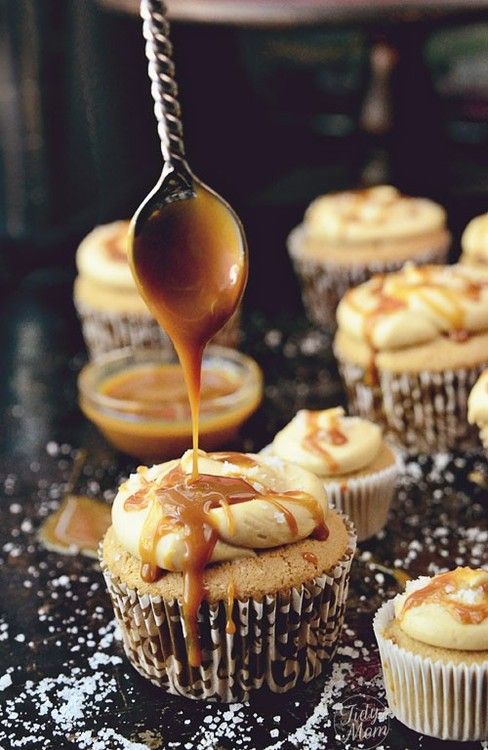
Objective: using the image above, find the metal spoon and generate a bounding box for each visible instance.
[128,0,248,340]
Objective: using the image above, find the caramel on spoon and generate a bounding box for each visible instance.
[129,1,248,480]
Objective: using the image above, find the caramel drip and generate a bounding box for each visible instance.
[402,569,488,625]
[131,182,247,481]
[302,552,318,565]
[125,464,328,664]
[225,580,236,635]
[301,411,348,474]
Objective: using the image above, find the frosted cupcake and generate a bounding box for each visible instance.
[100,449,356,701]
[287,185,450,331]
[468,369,488,450]
[262,407,398,542]
[374,568,488,741]
[334,263,488,453]
[460,212,488,267]
[74,221,241,358]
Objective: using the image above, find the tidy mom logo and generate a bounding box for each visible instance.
[333,693,390,749]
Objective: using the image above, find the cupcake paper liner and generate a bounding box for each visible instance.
[374,600,488,741]
[337,359,487,454]
[324,457,399,542]
[99,516,356,702]
[287,226,449,331]
[75,301,241,359]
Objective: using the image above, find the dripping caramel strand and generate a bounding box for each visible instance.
[225,580,236,635]
[401,569,488,626]
[125,463,328,665]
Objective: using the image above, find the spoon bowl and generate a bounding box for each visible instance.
[129,164,248,355]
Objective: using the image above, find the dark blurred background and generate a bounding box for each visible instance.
[1,0,488,314]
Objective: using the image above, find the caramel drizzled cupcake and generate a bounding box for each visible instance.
[262,407,398,541]
[74,221,241,358]
[287,186,450,331]
[468,369,488,450]
[100,450,356,701]
[374,568,488,741]
[334,263,488,453]
[460,212,488,267]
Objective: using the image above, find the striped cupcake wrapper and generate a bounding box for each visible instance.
[99,516,357,703]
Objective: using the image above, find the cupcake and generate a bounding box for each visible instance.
[374,568,488,741]
[334,263,488,453]
[74,221,241,358]
[460,212,488,267]
[100,449,356,701]
[287,185,450,331]
[468,369,488,450]
[262,407,398,542]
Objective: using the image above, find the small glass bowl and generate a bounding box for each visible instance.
[78,345,263,462]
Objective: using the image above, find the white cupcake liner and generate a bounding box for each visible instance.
[99,516,356,702]
[75,301,241,359]
[337,359,487,454]
[287,225,449,331]
[324,456,399,542]
[374,599,488,741]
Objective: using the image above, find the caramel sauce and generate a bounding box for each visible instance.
[39,495,111,558]
[301,411,348,474]
[225,580,236,635]
[100,364,238,420]
[125,463,328,664]
[402,569,488,625]
[210,452,259,469]
[130,182,247,479]
[302,552,318,565]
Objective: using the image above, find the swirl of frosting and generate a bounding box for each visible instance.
[337,263,488,351]
[76,221,134,289]
[268,407,382,477]
[394,568,488,651]
[304,186,446,243]
[468,369,488,428]
[461,213,488,265]
[112,450,328,572]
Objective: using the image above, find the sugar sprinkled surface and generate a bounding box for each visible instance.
[1,322,488,749]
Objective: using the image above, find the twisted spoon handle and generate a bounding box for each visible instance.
[140,0,188,170]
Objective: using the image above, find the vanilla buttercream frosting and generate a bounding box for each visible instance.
[268,407,382,477]
[393,568,488,651]
[76,220,134,289]
[337,263,488,351]
[304,186,446,244]
[461,213,488,265]
[112,450,328,572]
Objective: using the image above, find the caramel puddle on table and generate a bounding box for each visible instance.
[39,495,111,559]
[38,449,111,559]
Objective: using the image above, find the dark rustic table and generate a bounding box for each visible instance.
[0,268,487,750]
